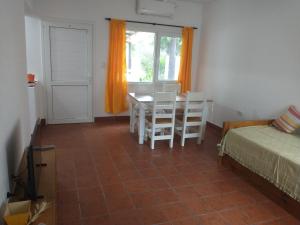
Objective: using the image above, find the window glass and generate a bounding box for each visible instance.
[125,28,182,83]
[158,36,182,81]
[126,31,155,82]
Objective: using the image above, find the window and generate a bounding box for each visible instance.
[126,27,182,83]
[158,36,182,81]
[126,31,155,82]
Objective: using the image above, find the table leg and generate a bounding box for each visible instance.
[201,104,209,141]
[139,104,145,144]
[129,101,134,133]
[202,122,207,140]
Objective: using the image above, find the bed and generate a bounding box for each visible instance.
[219,120,300,219]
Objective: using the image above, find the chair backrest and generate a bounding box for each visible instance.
[152,92,177,123]
[184,92,208,122]
[154,83,181,94]
[133,83,180,96]
[131,84,154,95]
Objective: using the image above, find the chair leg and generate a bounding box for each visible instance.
[197,125,204,144]
[151,128,155,150]
[181,137,185,147]
[197,137,202,144]
[202,124,206,141]
[181,128,186,147]
[169,138,174,148]
[151,139,155,150]
[129,102,134,133]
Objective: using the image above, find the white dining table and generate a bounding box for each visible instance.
[128,92,212,145]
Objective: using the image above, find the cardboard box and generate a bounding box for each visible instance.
[4,200,31,225]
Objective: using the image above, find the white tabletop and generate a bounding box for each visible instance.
[128,92,186,103]
[128,92,213,103]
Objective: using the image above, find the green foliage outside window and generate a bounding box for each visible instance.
[141,56,153,82]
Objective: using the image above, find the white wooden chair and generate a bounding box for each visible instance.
[175,92,208,147]
[130,87,155,133]
[144,92,177,150]
[131,83,180,133]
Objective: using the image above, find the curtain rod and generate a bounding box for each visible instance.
[105,18,198,30]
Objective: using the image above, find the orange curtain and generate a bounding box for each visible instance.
[105,19,128,114]
[178,27,194,93]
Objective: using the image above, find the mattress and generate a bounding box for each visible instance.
[220,125,300,202]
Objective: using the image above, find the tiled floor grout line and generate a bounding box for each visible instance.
[101,140,142,219]
[76,129,88,221]
[120,142,230,222]
[56,146,83,224]
[88,152,110,217]
[119,140,197,223]
[110,140,268,223]
[89,148,114,218]
[80,127,112,222]
[119,143,172,200]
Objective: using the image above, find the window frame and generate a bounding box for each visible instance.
[126,23,182,84]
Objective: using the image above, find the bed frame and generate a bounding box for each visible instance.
[220,120,300,220]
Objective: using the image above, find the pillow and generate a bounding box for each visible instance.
[273,106,300,133]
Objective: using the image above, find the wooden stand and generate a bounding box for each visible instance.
[10,149,56,225]
[32,149,56,225]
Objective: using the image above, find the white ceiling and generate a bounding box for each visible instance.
[176,0,214,3]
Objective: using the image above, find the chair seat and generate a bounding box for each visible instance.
[133,106,152,115]
[146,117,172,124]
[175,125,199,133]
[135,111,152,116]
[176,116,202,122]
[176,108,185,114]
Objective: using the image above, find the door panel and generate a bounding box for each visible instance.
[52,85,88,120]
[50,27,88,81]
[44,22,93,124]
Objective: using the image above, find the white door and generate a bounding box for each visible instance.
[43,22,93,124]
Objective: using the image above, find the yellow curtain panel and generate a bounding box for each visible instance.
[105,19,128,114]
[178,27,194,93]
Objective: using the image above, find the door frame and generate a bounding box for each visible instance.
[42,19,94,124]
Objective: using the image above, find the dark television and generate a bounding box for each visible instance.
[26,145,40,200]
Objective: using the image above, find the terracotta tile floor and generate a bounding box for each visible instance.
[40,120,300,225]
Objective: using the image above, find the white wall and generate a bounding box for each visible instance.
[29,0,203,118]
[25,16,45,119]
[198,0,300,127]
[25,16,43,83]
[0,0,30,212]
